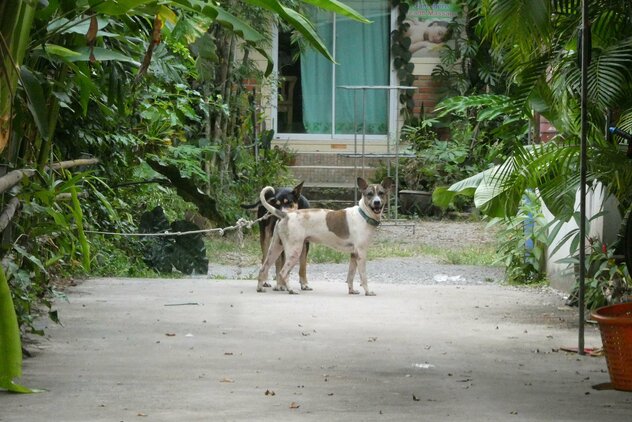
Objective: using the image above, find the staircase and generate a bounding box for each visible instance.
[289,152,389,209]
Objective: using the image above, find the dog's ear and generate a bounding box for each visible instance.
[357,177,368,190]
[381,177,394,191]
[293,181,304,196]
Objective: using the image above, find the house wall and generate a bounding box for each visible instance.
[411,74,443,117]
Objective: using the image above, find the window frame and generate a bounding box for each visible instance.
[271,9,398,143]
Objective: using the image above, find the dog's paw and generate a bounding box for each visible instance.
[365,291,376,296]
[273,285,287,291]
[263,282,271,288]
[288,289,299,295]
[348,290,360,295]
[256,288,266,293]
[301,285,313,291]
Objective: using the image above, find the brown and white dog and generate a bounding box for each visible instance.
[256,177,393,296]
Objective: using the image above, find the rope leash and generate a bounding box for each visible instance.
[85,213,271,247]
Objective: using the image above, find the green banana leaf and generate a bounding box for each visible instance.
[173,0,275,75]
[432,162,522,218]
[243,0,369,64]
[0,265,33,393]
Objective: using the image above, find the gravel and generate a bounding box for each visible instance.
[207,219,507,286]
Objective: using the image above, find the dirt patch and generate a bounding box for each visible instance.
[376,219,497,249]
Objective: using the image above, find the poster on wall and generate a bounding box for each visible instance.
[405,1,459,59]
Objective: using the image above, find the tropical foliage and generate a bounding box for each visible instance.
[427,1,632,301]
[0,0,368,393]
[434,0,632,222]
[396,93,525,215]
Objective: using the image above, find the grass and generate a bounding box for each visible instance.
[204,232,261,266]
[205,229,500,267]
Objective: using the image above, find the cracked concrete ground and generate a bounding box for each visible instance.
[2,276,631,422]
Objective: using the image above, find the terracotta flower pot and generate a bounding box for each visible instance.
[592,302,632,391]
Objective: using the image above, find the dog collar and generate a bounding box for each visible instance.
[359,207,380,227]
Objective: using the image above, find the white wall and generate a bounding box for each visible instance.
[544,184,622,292]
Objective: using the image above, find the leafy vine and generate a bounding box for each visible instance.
[390,0,416,120]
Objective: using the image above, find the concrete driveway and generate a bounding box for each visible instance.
[2,277,631,421]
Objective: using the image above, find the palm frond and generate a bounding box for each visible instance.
[587,38,632,108]
[551,0,581,15]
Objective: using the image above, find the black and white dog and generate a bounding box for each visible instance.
[242,182,311,290]
[256,177,393,296]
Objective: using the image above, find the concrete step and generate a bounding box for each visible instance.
[292,152,391,167]
[289,152,394,209]
[301,185,357,210]
[290,165,377,185]
[309,199,357,210]
[302,184,356,201]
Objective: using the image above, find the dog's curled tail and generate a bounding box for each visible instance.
[259,186,287,220]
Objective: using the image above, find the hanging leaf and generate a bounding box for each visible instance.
[19,66,50,141]
[86,15,98,63]
[136,16,164,81]
[86,15,98,45]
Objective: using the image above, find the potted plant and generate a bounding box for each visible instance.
[580,240,630,306]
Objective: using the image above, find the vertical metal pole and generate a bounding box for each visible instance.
[387,88,392,181]
[252,88,259,163]
[353,88,358,203]
[394,89,400,220]
[578,0,590,356]
[361,88,367,181]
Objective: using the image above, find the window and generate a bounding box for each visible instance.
[276,1,390,137]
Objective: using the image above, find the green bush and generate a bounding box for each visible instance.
[489,191,550,285]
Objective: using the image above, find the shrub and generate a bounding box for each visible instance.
[488,191,550,285]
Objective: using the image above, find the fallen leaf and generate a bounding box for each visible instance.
[224,352,234,356]
[137,412,148,417]
[289,402,300,409]
[412,394,420,401]
[368,337,378,342]
[219,378,235,383]
[165,333,176,337]
[265,389,276,396]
